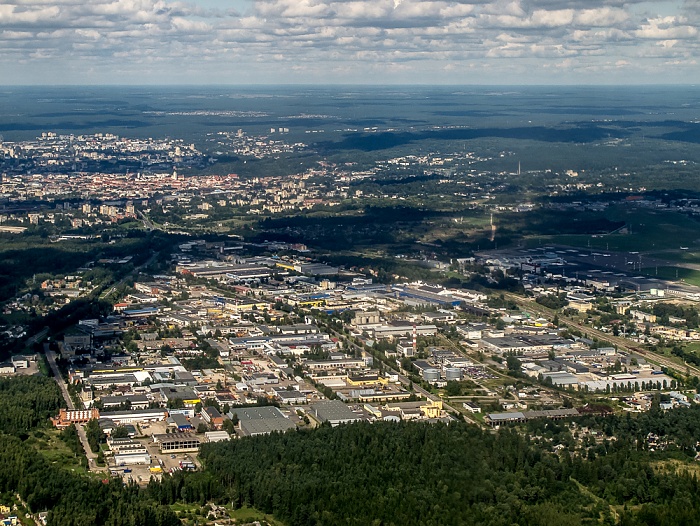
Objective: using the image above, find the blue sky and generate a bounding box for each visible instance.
[0,0,698,85]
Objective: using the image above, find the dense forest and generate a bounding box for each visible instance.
[0,376,63,436]
[149,411,700,526]
[5,375,700,525]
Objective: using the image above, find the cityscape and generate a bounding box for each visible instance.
[2,0,700,525]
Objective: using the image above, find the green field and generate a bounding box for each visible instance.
[646,250,700,264]
[30,430,91,475]
[639,266,700,286]
[524,206,700,254]
[170,503,284,526]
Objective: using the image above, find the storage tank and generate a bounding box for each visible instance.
[445,367,463,381]
[423,368,441,382]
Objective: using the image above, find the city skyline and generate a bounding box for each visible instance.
[0,0,698,85]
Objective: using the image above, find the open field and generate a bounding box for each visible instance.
[169,503,284,526]
[523,207,700,254]
[30,429,92,476]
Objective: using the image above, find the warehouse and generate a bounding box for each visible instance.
[114,452,151,465]
[99,408,168,425]
[205,431,231,443]
[233,406,296,436]
[311,400,363,427]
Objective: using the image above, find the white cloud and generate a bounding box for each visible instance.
[0,0,697,83]
[530,9,574,28]
[636,16,698,39]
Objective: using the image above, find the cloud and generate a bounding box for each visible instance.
[635,16,698,39]
[0,0,698,84]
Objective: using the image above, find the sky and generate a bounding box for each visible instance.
[0,0,698,85]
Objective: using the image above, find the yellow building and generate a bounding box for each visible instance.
[275,262,296,271]
[420,400,443,419]
[346,372,389,387]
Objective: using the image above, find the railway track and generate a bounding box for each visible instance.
[502,292,700,379]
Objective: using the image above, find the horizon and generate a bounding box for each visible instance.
[1,0,699,85]
[0,83,698,88]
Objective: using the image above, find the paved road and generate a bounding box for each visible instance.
[45,348,74,409]
[503,292,700,378]
[325,326,479,425]
[137,209,156,231]
[45,347,103,472]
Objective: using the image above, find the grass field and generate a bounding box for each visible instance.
[652,459,700,478]
[525,206,700,254]
[646,250,700,264]
[638,266,700,286]
[170,503,284,526]
[30,429,91,475]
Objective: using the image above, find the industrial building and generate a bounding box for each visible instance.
[152,433,201,453]
[485,408,580,426]
[108,438,151,465]
[233,406,296,436]
[51,408,100,428]
[201,406,225,428]
[99,408,168,425]
[311,400,363,427]
[205,430,231,442]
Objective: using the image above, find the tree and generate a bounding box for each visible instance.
[222,418,237,434]
[111,425,130,439]
[85,418,105,453]
[506,355,522,375]
[445,381,462,397]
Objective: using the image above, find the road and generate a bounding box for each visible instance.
[325,325,479,425]
[45,347,74,409]
[137,209,156,231]
[45,347,103,472]
[502,292,700,378]
[25,327,48,348]
[100,250,158,300]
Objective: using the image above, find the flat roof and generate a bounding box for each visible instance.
[486,412,525,421]
[234,406,295,436]
[312,400,362,424]
[153,433,201,444]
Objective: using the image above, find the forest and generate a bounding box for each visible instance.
[151,409,700,526]
[5,374,700,525]
[0,376,179,526]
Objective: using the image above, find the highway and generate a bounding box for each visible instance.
[137,209,156,231]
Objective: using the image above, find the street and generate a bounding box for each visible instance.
[502,292,700,378]
[45,347,103,472]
